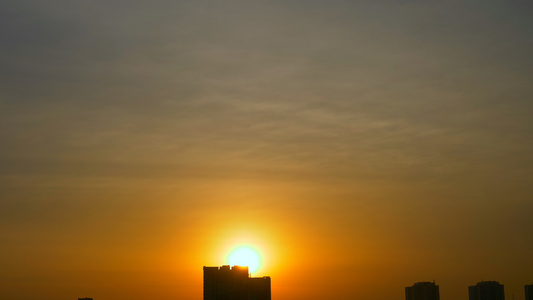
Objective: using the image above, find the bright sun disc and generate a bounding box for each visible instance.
[227,246,261,274]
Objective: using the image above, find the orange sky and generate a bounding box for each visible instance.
[1,1,533,300]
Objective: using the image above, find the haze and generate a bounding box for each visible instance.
[1,1,532,300]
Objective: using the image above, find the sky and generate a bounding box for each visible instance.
[1,1,533,300]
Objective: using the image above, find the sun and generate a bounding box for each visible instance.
[227,245,261,274]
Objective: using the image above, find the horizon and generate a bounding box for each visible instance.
[1,1,532,300]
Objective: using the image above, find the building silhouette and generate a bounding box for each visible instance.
[78,298,93,300]
[525,284,533,300]
[204,265,271,300]
[406,282,440,300]
[469,281,505,300]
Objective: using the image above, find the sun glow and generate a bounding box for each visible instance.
[227,245,261,274]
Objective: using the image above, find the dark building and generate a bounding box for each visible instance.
[469,281,505,300]
[78,298,93,300]
[406,282,440,300]
[203,265,271,300]
[525,284,533,300]
[247,277,271,300]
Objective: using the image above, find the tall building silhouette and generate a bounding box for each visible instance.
[469,281,505,300]
[525,284,533,300]
[203,265,271,300]
[406,282,440,300]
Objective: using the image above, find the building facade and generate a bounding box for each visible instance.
[469,281,505,300]
[203,265,271,300]
[525,284,533,300]
[406,282,440,300]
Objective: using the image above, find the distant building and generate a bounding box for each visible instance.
[203,265,271,300]
[78,298,93,300]
[406,282,440,300]
[525,284,533,300]
[469,281,505,300]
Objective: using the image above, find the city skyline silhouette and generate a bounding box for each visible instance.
[74,279,533,300]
